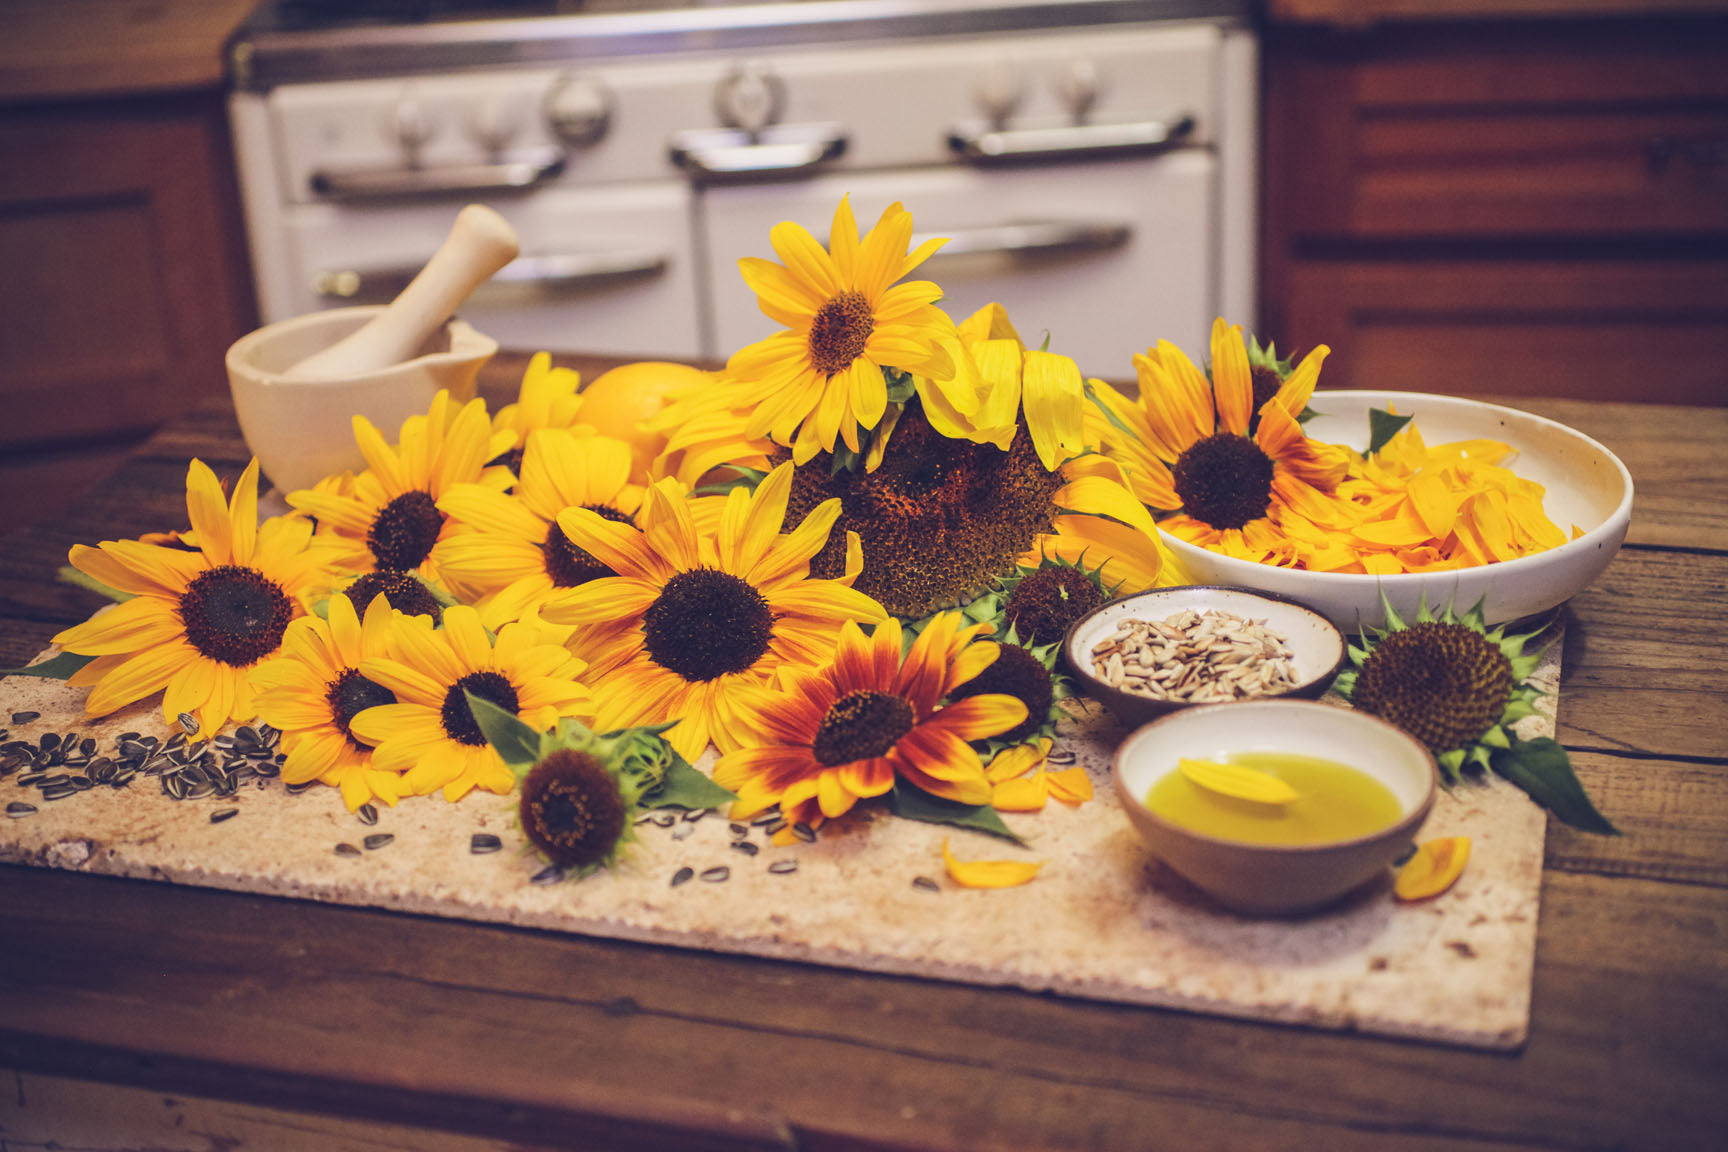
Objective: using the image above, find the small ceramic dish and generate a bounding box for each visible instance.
[1112,700,1438,916]
[1163,390,1634,632]
[1064,586,1346,729]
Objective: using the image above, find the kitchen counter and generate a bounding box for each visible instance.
[0,353,1724,1150]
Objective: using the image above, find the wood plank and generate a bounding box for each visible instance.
[0,0,253,103]
[0,867,1724,1151]
[1545,750,1728,885]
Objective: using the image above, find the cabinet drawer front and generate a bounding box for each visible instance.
[1276,23,1728,240]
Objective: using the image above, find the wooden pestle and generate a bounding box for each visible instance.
[284,204,520,379]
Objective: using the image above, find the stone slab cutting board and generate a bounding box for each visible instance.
[0,641,1555,1051]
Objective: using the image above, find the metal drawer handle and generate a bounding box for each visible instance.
[309,148,566,203]
[670,122,847,180]
[315,248,668,300]
[912,220,1131,259]
[948,113,1196,164]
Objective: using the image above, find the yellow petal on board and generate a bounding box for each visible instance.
[1178,757,1300,806]
[1394,836,1471,901]
[1046,766,1094,805]
[991,770,1049,812]
[941,838,1044,889]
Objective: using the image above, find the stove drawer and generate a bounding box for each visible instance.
[703,155,1218,381]
[270,184,706,359]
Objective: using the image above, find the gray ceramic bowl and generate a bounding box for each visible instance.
[1064,586,1346,729]
[1112,700,1438,916]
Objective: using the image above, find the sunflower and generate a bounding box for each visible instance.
[286,390,515,596]
[781,401,1175,619]
[719,197,955,464]
[54,459,350,736]
[486,352,585,474]
[348,604,591,800]
[1093,318,1357,565]
[713,613,1026,830]
[432,428,645,630]
[250,592,406,811]
[539,462,887,761]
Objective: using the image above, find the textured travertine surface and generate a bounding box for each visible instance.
[0,641,1555,1050]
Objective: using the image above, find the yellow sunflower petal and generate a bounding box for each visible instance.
[941,838,1043,889]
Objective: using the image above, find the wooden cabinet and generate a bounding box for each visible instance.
[1261,13,1728,404]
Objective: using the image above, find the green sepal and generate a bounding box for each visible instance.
[693,465,767,498]
[829,442,867,475]
[883,367,918,405]
[1081,378,1141,441]
[465,692,545,768]
[642,755,737,810]
[0,651,97,680]
[57,566,133,603]
[1489,736,1619,835]
[889,780,1025,846]
[1368,408,1414,456]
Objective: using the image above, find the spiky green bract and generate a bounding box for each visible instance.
[1333,597,1617,834]
[987,553,1117,648]
[465,694,737,875]
[1244,332,1317,424]
[955,622,1073,759]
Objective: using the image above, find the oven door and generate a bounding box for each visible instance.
[700,155,1216,381]
[275,184,707,359]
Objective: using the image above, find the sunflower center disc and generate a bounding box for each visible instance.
[1004,567,1105,645]
[177,565,293,666]
[542,505,630,588]
[521,749,626,868]
[367,490,444,570]
[1172,432,1275,530]
[1353,622,1515,754]
[812,689,916,766]
[641,568,774,682]
[948,643,1052,746]
[808,290,875,376]
[441,670,520,746]
[326,668,396,746]
[345,569,442,618]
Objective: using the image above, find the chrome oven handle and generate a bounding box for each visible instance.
[912,220,1131,259]
[947,113,1196,164]
[669,123,847,180]
[309,148,566,202]
[315,249,669,301]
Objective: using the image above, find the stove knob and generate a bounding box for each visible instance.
[468,98,522,155]
[973,62,1024,129]
[545,73,614,148]
[392,87,438,160]
[715,61,785,136]
[1056,56,1101,124]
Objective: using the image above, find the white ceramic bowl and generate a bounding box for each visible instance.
[226,306,497,494]
[1162,390,1634,633]
[1064,586,1346,728]
[1112,700,1438,916]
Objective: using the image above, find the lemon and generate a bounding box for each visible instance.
[578,361,712,475]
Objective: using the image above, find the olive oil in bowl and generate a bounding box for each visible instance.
[1146,751,1404,846]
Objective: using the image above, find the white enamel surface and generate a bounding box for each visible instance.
[1164,391,1634,632]
[1115,700,1437,820]
[1066,586,1345,696]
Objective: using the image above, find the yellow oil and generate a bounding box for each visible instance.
[1145,750,1404,845]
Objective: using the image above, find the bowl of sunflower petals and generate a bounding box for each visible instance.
[1065,586,1347,729]
[1155,390,1634,633]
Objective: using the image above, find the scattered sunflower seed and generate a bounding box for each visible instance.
[210,808,239,824]
[912,876,941,892]
[791,822,817,843]
[177,712,200,736]
[652,812,677,828]
[1046,747,1077,765]
[6,802,36,818]
[729,822,749,839]
[749,811,780,827]
[531,864,566,886]
[356,803,378,826]
[40,783,76,801]
[730,840,760,857]
[670,866,695,887]
[334,842,362,857]
[768,859,799,875]
[764,817,789,836]
[470,833,503,854]
[362,833,394,851]
[699,865,730,882]
[681,807,707,823]
[11,711,39,723]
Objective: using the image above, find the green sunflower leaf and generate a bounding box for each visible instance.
[1367,408,1414,456]
[57,566,133,603]
[0,651,96,680]
[465,691,544,769]
[1490,736,1620,835]
[643,755,736,810]
[889,781,1025,846]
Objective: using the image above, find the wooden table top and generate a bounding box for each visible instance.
[1,354,1724,1151]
